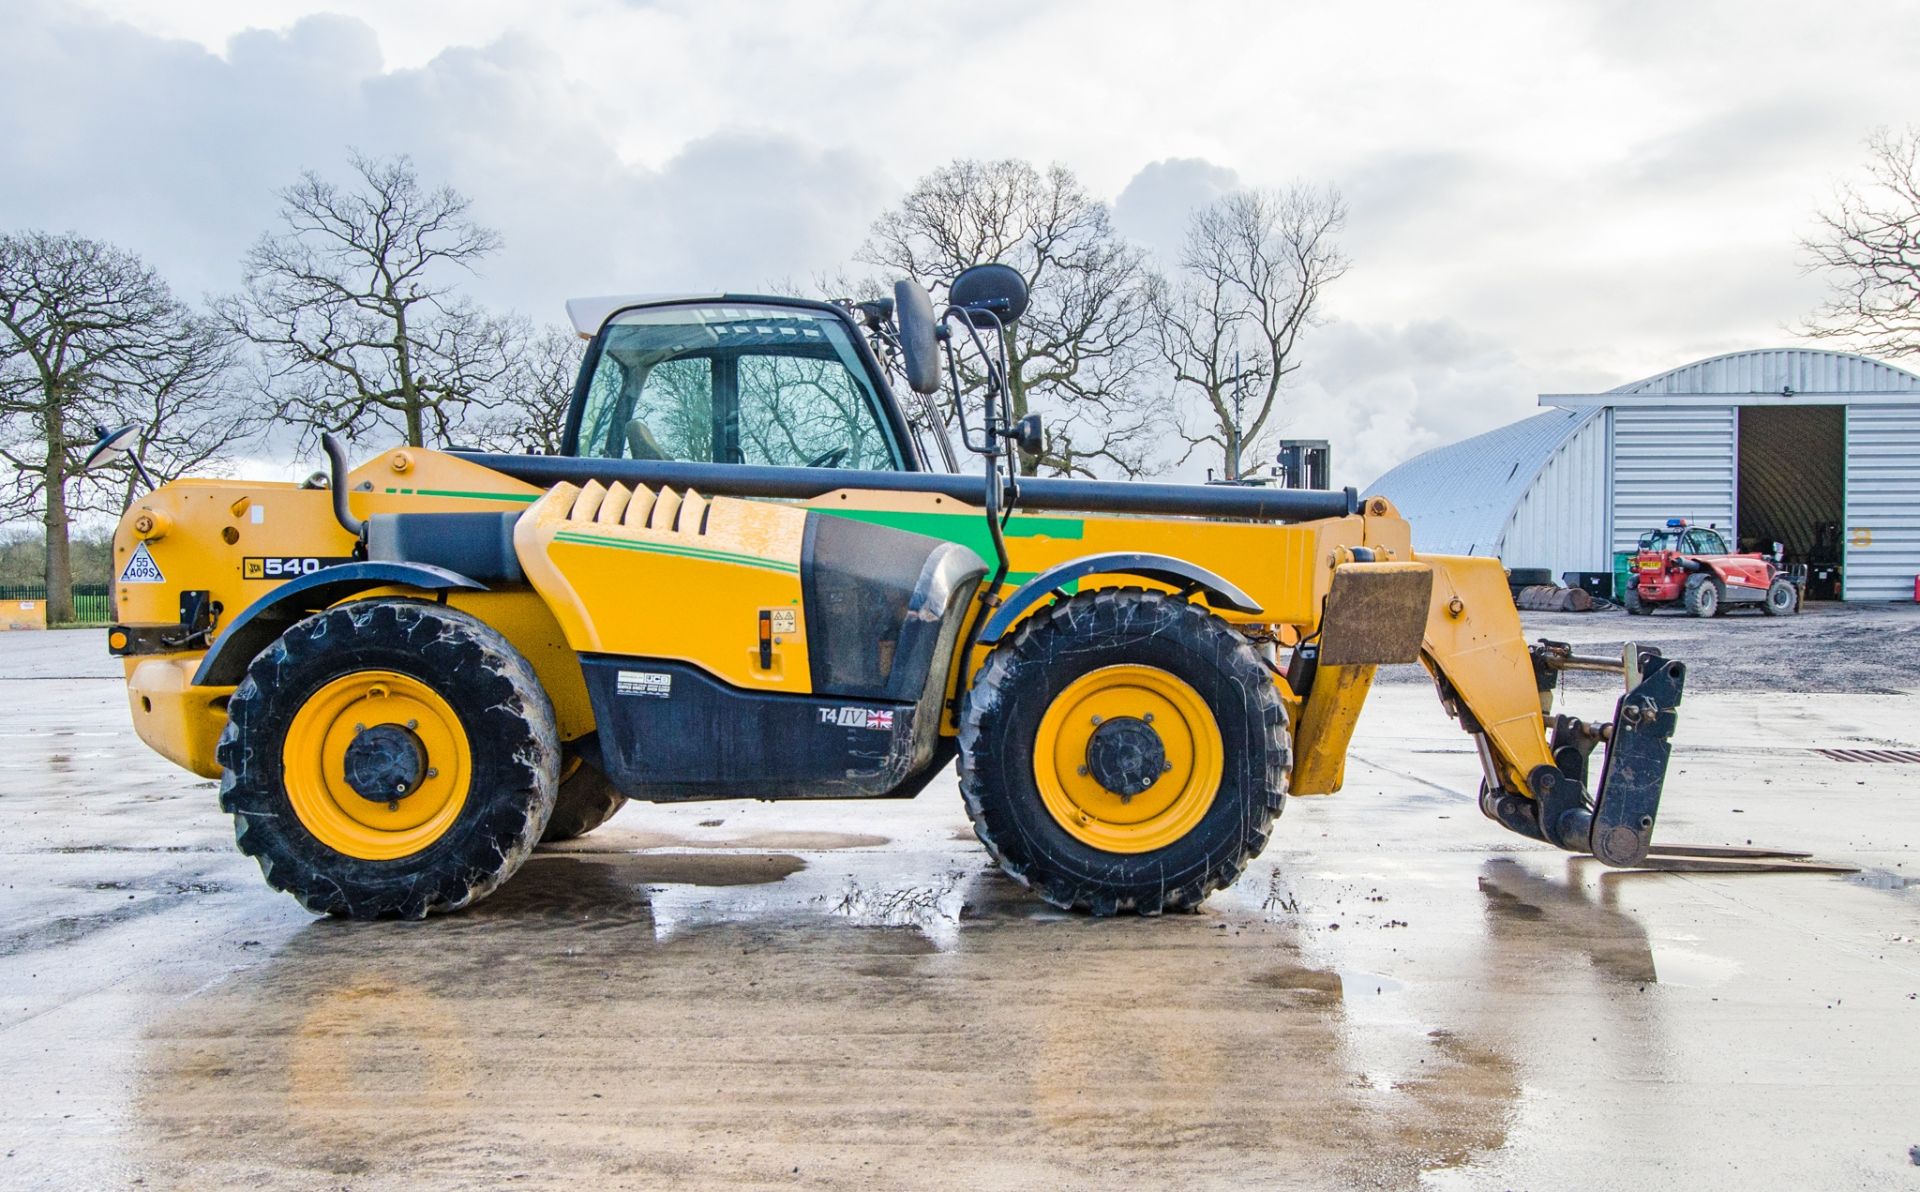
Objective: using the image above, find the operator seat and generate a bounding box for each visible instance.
[625,419,668,460]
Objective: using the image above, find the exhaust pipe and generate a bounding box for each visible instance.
[321,433,366,540]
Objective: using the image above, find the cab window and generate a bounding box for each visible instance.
[1684,529,1727,554]
[574,303,901,470]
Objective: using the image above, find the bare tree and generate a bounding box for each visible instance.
[0,232,252,620]
[1153,186,1347,480]
[468,322,582,455]
[218,152,519,448]
[858,159,1159,477]
[1802,127,1920,357]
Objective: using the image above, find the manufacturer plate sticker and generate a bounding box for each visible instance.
[617,670,672,698]
[119,543,165,584]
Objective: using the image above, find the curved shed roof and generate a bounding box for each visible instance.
[1609,347,1920,396]
[1363,406,1598,556]
[1365,347,1920,571]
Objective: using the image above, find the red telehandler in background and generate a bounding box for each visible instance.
[1624,518,1800,617]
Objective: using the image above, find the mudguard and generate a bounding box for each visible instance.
[976,551,1260,644]
[192,561,486,686]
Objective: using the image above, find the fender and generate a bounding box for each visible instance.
[976,551,1261,645]
[193,562,486,686]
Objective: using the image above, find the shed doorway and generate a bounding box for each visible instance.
[1737,405,1845,597]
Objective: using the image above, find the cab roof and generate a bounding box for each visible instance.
[564,294,720,339]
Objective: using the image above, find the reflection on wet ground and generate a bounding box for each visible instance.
[3,631,1918,1189]
[127,854,1517,1190]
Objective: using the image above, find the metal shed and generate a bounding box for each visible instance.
[1365,348,1920,601]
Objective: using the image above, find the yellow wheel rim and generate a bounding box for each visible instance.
[1032,664,1223,854]
[281,670,472,861]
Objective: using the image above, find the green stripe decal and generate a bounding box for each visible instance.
[552,530,798,574]
[818,508,1083,567]
[384,487,540,503]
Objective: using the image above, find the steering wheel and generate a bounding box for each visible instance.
[805,446,850,469]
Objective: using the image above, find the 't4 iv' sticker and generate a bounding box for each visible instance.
[119,542,165,584]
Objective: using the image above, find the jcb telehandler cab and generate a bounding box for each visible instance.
[100,266,1698,919]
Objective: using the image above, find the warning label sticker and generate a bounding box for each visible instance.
[616,670,672,698]
[119,542,165,584]
[768,608,797,634]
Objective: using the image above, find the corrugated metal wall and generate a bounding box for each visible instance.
[1501,413,1610,577]
[1844,404,1920,601]
[1609,406,1737,553]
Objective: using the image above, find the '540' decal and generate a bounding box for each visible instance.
[243,556,353,580]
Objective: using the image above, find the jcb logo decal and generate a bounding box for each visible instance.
[243,556,352,580]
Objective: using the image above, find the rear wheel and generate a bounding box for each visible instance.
[1683,573,1722,618]
[218,599,559,919]
[1623,587,1651,615]
[1763,577,1798,616]
[541,753,628,842]
[958,589,1287,916]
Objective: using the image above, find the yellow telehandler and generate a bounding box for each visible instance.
[96,265,1704,918]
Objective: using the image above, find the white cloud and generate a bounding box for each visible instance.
[1112,158,1242,259]
[0,3,893,323]
[6,0,1915,490]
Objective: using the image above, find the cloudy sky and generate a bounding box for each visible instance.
[5,0,1913,484]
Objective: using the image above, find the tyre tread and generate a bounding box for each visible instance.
[958,588,1287,917]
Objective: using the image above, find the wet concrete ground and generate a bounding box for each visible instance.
[2,621,1917,1190]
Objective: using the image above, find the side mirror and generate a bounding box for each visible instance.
[1010,413,1043,457]
[80,423,140,474]
[950,262,1030,328]
[893,280,943,396]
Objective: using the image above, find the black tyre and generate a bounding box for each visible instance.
[541,754,628,842]
[1762,578,1798,616]
[217,599,560,919]
[1623,587,1651,616]
[958,589,1287,916]
[1683,573,1722,618]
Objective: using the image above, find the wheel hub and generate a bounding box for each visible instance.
[1084,716,1166,800]
[342,723,428,803]
[281,669,472,861]
[1031,664,1225,855]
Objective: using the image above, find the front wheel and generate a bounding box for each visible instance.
[1683,574,1722,618]
[217,600,560,919]
[958,589,1287,916]
[1763,577,1798,616]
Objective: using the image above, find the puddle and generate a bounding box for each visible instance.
[1339,968,1407,997]
[1848,869,1918,892]
[551,830,889,853]
[1649,946,1741,988]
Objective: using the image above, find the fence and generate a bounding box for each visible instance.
[0,584,113,624]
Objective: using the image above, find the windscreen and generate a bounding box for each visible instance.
[575,303,900,470]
